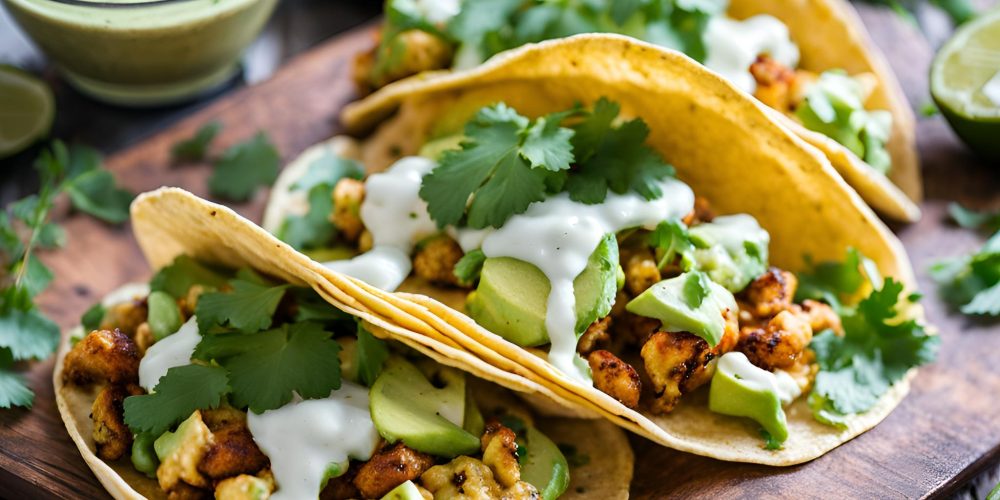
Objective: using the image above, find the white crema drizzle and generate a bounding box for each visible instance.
[137,316,200,391]
[247,382,381,500]
[703,15,800,94]
[478,181,695,382]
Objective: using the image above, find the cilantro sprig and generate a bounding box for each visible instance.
[123,364,229,436]
[195,280,289,333]
[800,250,938,426]
[1,141,133,409]
[419,99,674,229]
[931,231,1000,316]
[170,123,281,202]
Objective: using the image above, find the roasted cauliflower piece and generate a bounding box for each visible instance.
[198,424,269,480]
[91,383,144,461]
[331,178,366,243]
[641,311,738,413]
[134,322,155,355]
[420,456,539,500]
[353,443,435,499]
[749,55,815,114]
[100,298,148,338]
[157,411,214,493]
[63,329,141,386]
[577,316,612,355]
[480,420,521,488]
[412,235,466,287]
[623,248,661,296]
[798,299,843,335]
[682,196,715,226]
[215,471,274,500]
[370,30,453,89]
[586,350,641,409]
[743,267,798,318]
[737,310,814,371]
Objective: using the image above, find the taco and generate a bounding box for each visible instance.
[54,188,633,499]
[350,0,920,222]
[265,36,937,465]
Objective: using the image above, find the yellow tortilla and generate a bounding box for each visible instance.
[354,17,920,221]
[325,35,924,464]
[54,189,633,499]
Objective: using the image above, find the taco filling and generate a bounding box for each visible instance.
[269,98,936,449]
[353,0,895,175]
[59,255,612,499]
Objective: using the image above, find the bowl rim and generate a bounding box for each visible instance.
[37,0,200,8]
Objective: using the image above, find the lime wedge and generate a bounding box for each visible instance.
[0,66,54,159]
[931,8,1000,160]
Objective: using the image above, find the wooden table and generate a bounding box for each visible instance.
[1,5,999,499]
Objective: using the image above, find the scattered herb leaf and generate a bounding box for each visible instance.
[209,132,281,202]
[123,364,229,436]
[171,122,221,163]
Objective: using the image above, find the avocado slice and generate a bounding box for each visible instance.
[153,410,211,462]
[689,214,770,293]
[380,480,424,500]
[521,425,570,500]
[709,352,788,446]
[466,233,619,347]
[625,271,736,346]
[370,358,480,457]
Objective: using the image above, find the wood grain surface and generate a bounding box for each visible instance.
[1,7,998,500]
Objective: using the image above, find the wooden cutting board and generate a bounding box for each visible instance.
[2,8,999,499]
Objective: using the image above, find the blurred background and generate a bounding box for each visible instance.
[0,0,380,202]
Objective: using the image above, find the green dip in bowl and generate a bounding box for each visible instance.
[4,0,278,106]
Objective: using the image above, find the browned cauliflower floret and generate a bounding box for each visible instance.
[420,456,538,500]
[369,30,453,89]
[641,310,739,414]
[331,178,366,243]
[743,267,798,318]
[214,471,274,500]
[586,350,641,409]
[197,408,269,480]
[91,383,144,461]
[134,322,154,355]
[798,299,843,335]
[480,420,521,488]
[100,298,148,338]
[157,411,213,494]
[353,443,435,498]
[412,235,466,287]
[682,196,715,226]
[750,55,816,114]
[63,329,140,386]
[622,248,661,296]
[737,310,813,371]
[577,316,611,355]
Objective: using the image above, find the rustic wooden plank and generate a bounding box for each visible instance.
[2,5,999,499]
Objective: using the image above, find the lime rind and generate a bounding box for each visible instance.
[0,65,55,159]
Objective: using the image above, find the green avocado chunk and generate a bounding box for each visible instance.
[380,480,424,500]
[466,233,619,347]
[521,425,570,500]
[689,214,769,293]
[709,352,788,446]
[369,358,480,457]
[153,411,211,462]
[626,271,736,346]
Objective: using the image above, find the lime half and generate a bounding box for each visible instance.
[0,66,54,159]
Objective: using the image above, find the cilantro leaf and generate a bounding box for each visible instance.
[292,151,365,193]
[0,349,33,409]
[172,121,221,163]
[356,323,390,387]
[566,101,675,204]
[209,132,280,202]
[796,247,881,311]
[949,203,1000,232]
[520,114,575,171]
[809,279,938,426]
[649,219,694,270]
[14,255,53,298]
[682,271,710,308]
[930,231,1000,316]
[36,222,65,249]
[64,169,135,224]
[0,306,60,361]
[219,323,342,413]
[81,302,106,332]
[420,104,568,229]
[454,249,486,285]
[150,255,230,299]
[195,280,289,333]
[278,153,363,251]
[123,364,229,436]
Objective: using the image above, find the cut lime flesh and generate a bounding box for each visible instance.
[0,66,54,159]
[931,8,1000,159]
